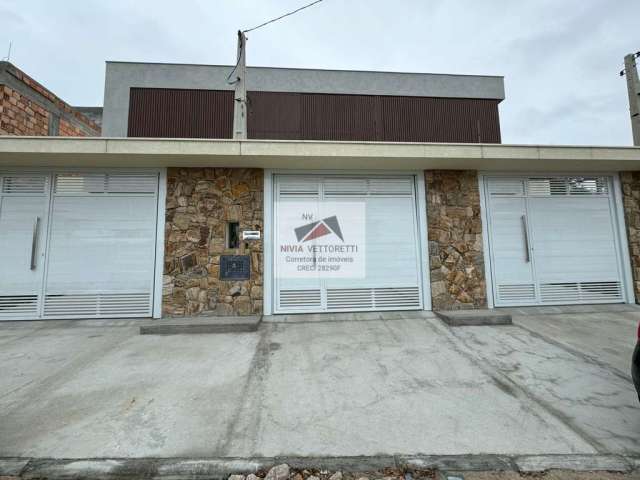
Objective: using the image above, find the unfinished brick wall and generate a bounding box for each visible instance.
[0,61,100,136]
[0,85,49,135]
[425,170,487,310]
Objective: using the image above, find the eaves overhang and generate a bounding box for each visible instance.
[1,137,640,172]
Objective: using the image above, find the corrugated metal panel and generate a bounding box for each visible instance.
[127,88,233,138]
[249,91,501,143]
[379,96,501,143]
[127,88,501,143]
[247,91,301,140]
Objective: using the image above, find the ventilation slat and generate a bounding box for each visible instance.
[539,282,622,303]
[487,178,524,196]
[527,177,609,196]
[322,178,414,197]
[368,178,414,195]
[323,178,368,196]
[496,284,537,303]
[278,178,320,196]
[43,293,151,318]
[325,287,421,310]
[278,289,322,309]
[0,296,39,317]
[1,176,48,195]
[55,173,157,195]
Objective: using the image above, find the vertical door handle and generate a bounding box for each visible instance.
[521,215,530,263]
[30,216,40,270]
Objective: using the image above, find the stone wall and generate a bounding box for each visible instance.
[425,170,487,310]
[620,172,640,303]
[163,168,263,316]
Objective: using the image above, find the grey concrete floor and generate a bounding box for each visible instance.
[0,310,638,458]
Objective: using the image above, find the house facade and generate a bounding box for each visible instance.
[0,61,639,321]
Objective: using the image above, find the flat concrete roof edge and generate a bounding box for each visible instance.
[1,136,639,152]
[104,60,505,80]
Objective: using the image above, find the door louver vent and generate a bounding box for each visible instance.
[496,284,536,304]
[55,173,157,195]
[0,296,39,317]
[487,179,524,196]
[368,178,414,195]
[326,287,421,310]
[278,179,320,196]
[327,289,374,309]
[539,282,622,303]
[527,177,608,196]
[43,293,151,318]
[374,287,421,308]
[323,177,414,197]
[323,178,369,195]
[278,289,322,309]
[107,173,158,193]
[1,176,47,195]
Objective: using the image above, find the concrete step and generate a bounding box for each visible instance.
[435,309,512,326]
[139,315,261,335]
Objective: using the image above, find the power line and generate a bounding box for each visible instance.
[242,0,325,33]
[226,40,242,85]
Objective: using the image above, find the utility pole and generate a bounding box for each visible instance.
[232,30,248,140]
[623,52,640,146]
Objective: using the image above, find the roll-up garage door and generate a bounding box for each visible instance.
[485,176,627,307]
[274,175,424,313]
[0,170,159,320]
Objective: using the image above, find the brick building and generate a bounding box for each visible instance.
[0,61,101,137]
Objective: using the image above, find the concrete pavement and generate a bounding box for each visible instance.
[0,310,638,458]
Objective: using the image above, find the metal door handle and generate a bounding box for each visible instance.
[30,216,40,270]
[521,215,530,263]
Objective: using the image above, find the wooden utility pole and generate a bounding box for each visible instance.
[232,30,248,140]
[624,53,640,146]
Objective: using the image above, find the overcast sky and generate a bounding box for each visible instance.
[1,0,638,145]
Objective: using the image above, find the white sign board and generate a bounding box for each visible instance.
[276,201,366,279]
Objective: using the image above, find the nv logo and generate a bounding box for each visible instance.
[294,215,344,243]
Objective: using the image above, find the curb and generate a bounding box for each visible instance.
[1,454,638,479]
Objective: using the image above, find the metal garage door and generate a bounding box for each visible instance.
[484,176,627,307]
[274,175,424,313]
[0,170,159,320]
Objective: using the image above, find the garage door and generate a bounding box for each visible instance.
[274,175,424,313]
[0,171,160,320]
[484,176,627,307]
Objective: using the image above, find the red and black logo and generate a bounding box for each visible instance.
[294,216,344,243]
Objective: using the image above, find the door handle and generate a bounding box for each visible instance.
[30,216,40,270]
[521,215,530,263]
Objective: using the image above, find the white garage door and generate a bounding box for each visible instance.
[0,171,160,320]
[274,175,424,313]
[485,176,627,307]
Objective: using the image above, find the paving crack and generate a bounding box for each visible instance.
[429,320,608,454]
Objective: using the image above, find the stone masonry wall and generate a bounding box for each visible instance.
[163,168,263,316]
[425,170,487,310]
[620,172,640,303]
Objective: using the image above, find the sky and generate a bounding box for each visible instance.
[1,0,638,145]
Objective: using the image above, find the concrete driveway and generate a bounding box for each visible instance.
[0,309,638,458]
